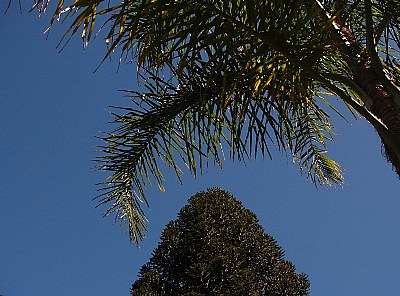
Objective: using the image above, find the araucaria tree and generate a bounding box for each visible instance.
[32,0,400,242]
[130,188,310,296]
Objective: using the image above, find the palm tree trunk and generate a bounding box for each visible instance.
[351,53,400,177]
[322,8,400,177]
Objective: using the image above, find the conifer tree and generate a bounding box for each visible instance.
[131,188,310,296]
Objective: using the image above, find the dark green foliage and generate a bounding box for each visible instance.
[131,188,310,296]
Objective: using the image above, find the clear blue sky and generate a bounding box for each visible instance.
[1,4,400,296]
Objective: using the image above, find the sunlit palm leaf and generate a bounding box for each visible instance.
[32,0,400,243]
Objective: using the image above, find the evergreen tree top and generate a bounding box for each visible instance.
[131,188,310,296]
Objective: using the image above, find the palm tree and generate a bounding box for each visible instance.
[32,0,400,243]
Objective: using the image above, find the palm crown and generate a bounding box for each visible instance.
[32,0,400,243]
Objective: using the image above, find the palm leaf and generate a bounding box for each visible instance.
[31,0,400,243]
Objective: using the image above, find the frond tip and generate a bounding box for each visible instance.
[96,172,148,244]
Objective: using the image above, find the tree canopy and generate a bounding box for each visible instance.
[131,188,310,296]
[28,0,400,242]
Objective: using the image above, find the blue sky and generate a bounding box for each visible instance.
[1,4,400,296]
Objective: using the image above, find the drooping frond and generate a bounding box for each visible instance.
[33,0,400,242]
[96,49,343,242]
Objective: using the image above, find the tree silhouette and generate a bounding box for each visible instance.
[131,188,310,296]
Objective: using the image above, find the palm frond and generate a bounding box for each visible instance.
[97,51,343,243]
[36,0,400,242]
[91,0,345,243]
